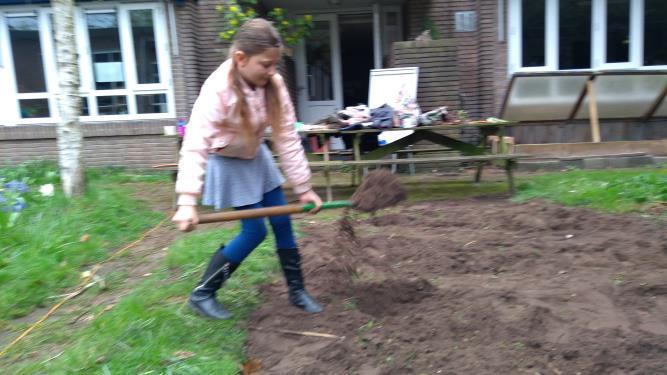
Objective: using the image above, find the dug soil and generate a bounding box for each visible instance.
[246,199,667,374]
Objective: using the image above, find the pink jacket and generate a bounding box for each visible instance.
[175,59,312,206]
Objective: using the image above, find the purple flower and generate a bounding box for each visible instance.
[4,180,29,194]
[12,197,26,212]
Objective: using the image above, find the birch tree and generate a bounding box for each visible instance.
[53,0,84,196]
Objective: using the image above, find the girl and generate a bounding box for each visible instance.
[171,18,323,320]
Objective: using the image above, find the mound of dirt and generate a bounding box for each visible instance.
[351,169,407,213]
[246,199,667,374]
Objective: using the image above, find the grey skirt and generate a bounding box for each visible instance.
[202,144,285,210]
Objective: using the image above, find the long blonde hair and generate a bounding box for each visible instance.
[228,18,284,146]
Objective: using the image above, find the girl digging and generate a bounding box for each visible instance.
[171,19,323,319]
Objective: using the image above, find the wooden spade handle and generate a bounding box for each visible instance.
[198,200,353,223]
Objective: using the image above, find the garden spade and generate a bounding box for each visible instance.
[197,169,406,224]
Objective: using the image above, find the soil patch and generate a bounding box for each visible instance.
[246,199,667,374]
[351,169,407,213]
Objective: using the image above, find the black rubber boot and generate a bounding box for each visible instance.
[277,248,323,313]
[189,246,239,320]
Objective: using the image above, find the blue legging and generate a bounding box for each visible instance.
[221,186,297,263]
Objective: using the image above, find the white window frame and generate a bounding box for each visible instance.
[508,0,667,74]
[592,0,642,70]
[508,0,559,73]
[2,10,55,124]
[0,2,174,125]
[380,5,404,69]
[0,12,17,125]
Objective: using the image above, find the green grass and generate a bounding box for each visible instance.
[4,226,278,375]
[0,162,168,323]
[514,166,667,213]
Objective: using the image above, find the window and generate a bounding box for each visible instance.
[0,3,173,125]
[7,15,50,119]
[305,20,333,101]
[606,0,630,63]
[559,0,591,69]
[644,0,667,66]
[131,9,159,85]
[381,7,403,68]
[87,12,126,91]
[509,0,667,73]
[521,0,546,67]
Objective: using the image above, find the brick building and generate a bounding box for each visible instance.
[1,0,665,168]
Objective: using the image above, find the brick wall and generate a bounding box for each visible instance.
[392,39,483,147]
[172,0,200,118]
[393,39,461,112]
[173,0,230,117]
[404,0,508,119]
[0,121,178,168]
[174,0,297,115]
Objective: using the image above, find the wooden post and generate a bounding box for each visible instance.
[487,135,500,154]
[505,159,516,194]
[319,134,332,202]
[353,134,362,185]
[587,80,601,143]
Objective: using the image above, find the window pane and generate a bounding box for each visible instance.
[8,16,47,93]
[382,12,401,67]
[81,97,90,116]
[87,13,125,90]
[96,96,127,115]
[522,0,545,67]
[131,10,160,84]
[644,0,667,66]
[136,94,167,114]
[606,0,630,63]
[306,21,333,101]
[559,0,591,69]
[19,99,50,118]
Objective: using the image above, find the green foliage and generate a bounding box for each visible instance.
[4,227,278,374]
[515,167,667,213]
[422,18,441,39]
[217,0,313,45]
[0,162,164,323]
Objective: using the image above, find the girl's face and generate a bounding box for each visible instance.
[234,47,281,88]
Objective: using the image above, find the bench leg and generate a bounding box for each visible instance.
[408,152,415,176]
[505,160,516,194]
[474,162,484,183]
[319,134,333,202]
[353,134,362,185]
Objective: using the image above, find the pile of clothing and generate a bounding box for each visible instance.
[332,103,448,131]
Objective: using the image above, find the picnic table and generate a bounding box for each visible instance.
[156,121,530,203]
[294,122,530,201]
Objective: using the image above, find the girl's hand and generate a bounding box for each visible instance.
[172,205,199,232]
[299,189,323,214]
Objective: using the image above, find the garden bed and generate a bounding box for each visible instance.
[247,198,667,374]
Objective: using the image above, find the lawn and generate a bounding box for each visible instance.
[0,162,166,324]
[0,163,664,373]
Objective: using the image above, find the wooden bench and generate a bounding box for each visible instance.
[306,153,531,194]
[391,147,456,175]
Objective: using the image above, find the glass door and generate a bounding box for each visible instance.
[295,14,342,123]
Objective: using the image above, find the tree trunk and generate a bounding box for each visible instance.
[53,0,84,197]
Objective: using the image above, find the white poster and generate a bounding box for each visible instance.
[367,67,419,145]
